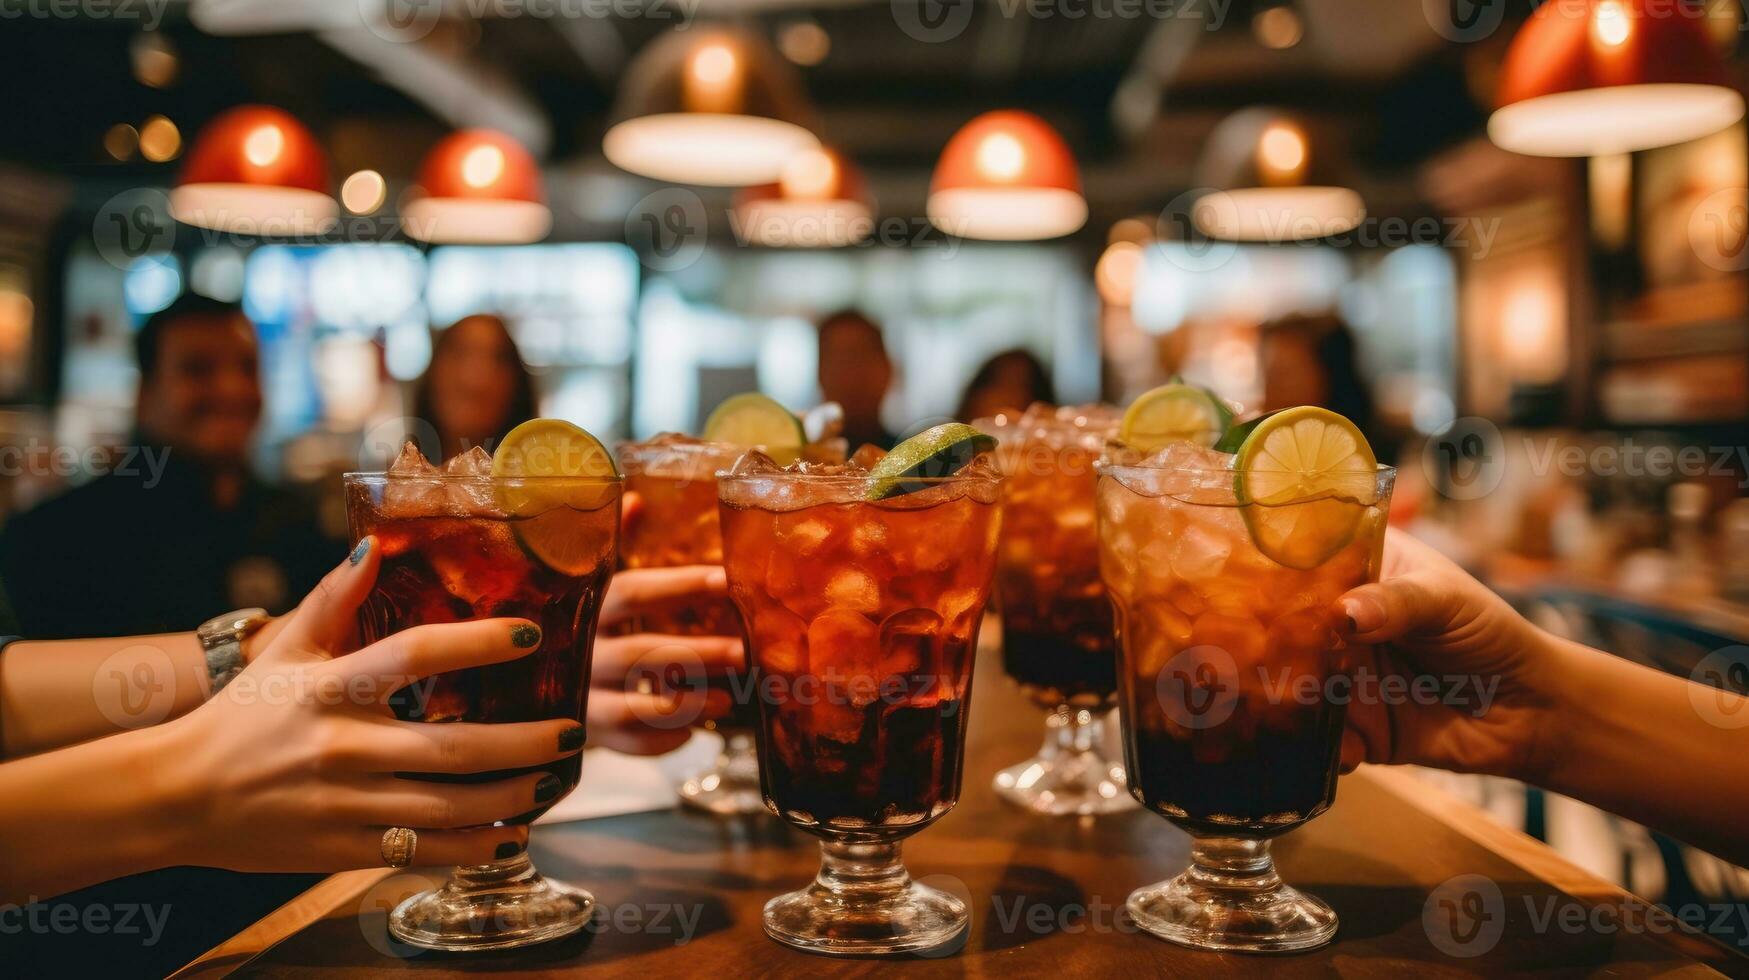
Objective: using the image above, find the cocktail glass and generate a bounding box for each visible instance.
[619,436,761,814]
[344,453,620,952]
[1096,449,1393,952]
[717,460,1001,955]
[980,404,1134,815]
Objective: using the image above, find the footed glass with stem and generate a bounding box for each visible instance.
[618,437,764,814]
[1095,415,1393,952]
[980,405,1134,816]
[345,442,620,951]
[717,451,1001,955]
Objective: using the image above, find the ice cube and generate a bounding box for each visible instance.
[776,513,838,557]
[936,587,986,627]
[388,440,440,476]
[753,606,808,675]
[849,444,887,469]
[824,569,881,615]
[383,441,444,516]
[878,607,941,681]
[444,445,493,476]
[809,607,880,664]
[439,447,499,514]
[725,450,783,476]
[1170,523,1232,582]
[807,697,866,745]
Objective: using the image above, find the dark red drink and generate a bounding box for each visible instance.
[346,464,619,823]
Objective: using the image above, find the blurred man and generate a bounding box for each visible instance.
[0,294,336,639]
[817,309,897,450]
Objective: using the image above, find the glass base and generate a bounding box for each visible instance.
[994,706,1136,816]
[763,840,967,956]
[679,731,766,815]
[1127,836,1336,953]
[388,852,593,952]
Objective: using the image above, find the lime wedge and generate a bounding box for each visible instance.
[1233,406,1378,570]
[492,419,619,571]
[703,393,806,464]
[1120,383,1233,451]
[866,423,996,500]
[1212,410,1280,454]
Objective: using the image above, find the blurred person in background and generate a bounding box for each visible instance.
[816,309,897,450]
[1259,312,1389,462]
[957,348,1055,421]
[412,313,537,462]
[0,295,336,639]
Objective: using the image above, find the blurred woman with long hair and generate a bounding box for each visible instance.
[413,314,537,461]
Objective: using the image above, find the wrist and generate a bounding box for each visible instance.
[131,716,206,867]
[1509,628,1610,790]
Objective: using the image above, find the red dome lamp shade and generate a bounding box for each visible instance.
[734,146,874,247]
[402,129,551,245]
[928,110,1087,241]
[1489,0,1744,156]
[170,105,336,235]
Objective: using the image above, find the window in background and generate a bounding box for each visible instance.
[632,242,1096,437]
[427,244,639,439]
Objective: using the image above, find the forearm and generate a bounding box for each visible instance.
[1531,634,1749,866]
[0,633,210,758]
[0,724,191,902]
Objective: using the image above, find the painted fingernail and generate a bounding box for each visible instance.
[349,537,371,566]
[534,774,562,803]
[1343,596,1385,634]
[511,624,541,648]
[559,726,586,752]
[494,841,524,860]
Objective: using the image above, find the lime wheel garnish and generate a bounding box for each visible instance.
[865,423,996,500]
[703,392,806,464]
[492,419,619,572]
[1120,383,1233,451]
[1233,406,1378,570]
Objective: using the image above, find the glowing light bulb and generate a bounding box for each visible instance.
[1258,122,1306,181]
[1593,0,1631,47]
[976,132,1026,181]
[692,44,736,86]
[243,125,283,168]
[780,149,837,199]
[341,170,387,213]
[461,144,505,188]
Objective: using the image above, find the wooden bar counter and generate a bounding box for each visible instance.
[179,634,1744,978]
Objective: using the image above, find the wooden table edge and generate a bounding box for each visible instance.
[1362,764,1742,971]
[171,765,1742,977]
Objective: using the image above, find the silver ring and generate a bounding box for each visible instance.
[380,826,417,868]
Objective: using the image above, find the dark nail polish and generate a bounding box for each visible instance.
[559,726,586,752]
[534,774,562,803]
[511,624,541,648]
[494,841,524,860]
[349,538,371,566]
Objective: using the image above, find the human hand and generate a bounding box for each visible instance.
[587,563,744,756]
[1337,528,1565,781]
[152,539,584,873]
